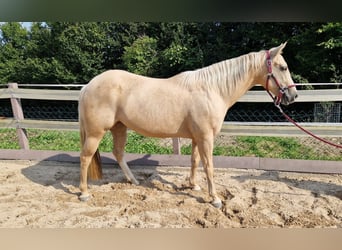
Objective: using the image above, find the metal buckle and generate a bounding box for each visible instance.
[274,102,284,113]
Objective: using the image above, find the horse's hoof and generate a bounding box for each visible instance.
[192,185,201,191]
[79,193,90,202]
[211,198,222,209]
[132,179,140,185]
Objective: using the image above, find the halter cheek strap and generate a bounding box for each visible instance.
[265,50,296,106]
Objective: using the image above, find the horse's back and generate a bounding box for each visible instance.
[81,70,164,99]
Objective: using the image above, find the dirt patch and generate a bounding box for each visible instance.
[0,160,341,228]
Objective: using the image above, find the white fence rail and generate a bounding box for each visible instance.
[1,84,342,102]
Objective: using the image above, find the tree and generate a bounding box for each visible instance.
[122,35,158,76]
[290,22,341,83]
[0,22,340,84]
[316,22,341,83]
[103,22,152,70]
[50,22,108,83]
[16,22,76,83]
[0,22,29,84]
[156,22,204,76]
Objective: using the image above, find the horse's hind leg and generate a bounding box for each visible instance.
[189,140,201,191]
[80,134,104,201]
[111,122,139,185]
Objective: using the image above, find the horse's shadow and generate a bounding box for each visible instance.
[20,153,203,202]
[231,171,342,200]
[21,154,159,195]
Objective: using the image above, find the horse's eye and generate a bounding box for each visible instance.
[280,65,288,71]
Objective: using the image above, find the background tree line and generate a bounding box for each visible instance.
[0,22,340,85]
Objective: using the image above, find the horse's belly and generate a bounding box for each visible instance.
[117,95,190,137]
[120,110,190,138]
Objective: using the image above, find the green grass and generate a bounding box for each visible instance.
[0,129,172,154]
[125,132,172,154]
[228,136,317,160]
[0,128,341,161]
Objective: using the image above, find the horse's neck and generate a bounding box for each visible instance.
[223,74,256,109]
[204,53,261,108]
[175,52,263,109]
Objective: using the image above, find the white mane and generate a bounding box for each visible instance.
[177,51,265,96]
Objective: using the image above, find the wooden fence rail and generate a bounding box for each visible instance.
[1,83,342,152]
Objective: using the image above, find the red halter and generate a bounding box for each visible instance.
[265,50,296,106]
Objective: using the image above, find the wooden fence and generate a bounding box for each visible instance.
[1,83,342,151]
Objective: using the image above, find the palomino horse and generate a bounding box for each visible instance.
[78,43,298,208]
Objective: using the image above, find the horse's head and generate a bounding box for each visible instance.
[261,42,298,106]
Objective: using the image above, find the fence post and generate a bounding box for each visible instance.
[172,137,181,155]
[8,83,30,150]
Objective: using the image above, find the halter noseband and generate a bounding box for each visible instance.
[265,50,296,106]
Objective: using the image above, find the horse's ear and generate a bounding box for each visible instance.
[269,42,287,58]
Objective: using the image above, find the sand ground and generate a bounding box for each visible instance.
[0,160,341,228]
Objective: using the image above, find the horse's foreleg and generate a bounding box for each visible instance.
[111,123,139,185]
[197,137,222,208]
[189,140,201,191]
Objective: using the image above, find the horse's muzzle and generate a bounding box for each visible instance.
[282,90,298,105]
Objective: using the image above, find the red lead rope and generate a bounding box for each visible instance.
[275,105,342,149]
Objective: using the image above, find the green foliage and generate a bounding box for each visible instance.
[122,36,158,76]
[0,22,29,84]
[291,22,341,83]
[317,23,342,49]
[316,23,342,82]
[157,22,204,76]
[162,42,188,67]
[53,22,108,82]
[0,22,341,84]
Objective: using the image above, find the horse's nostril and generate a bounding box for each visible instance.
[295,94,298,99]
